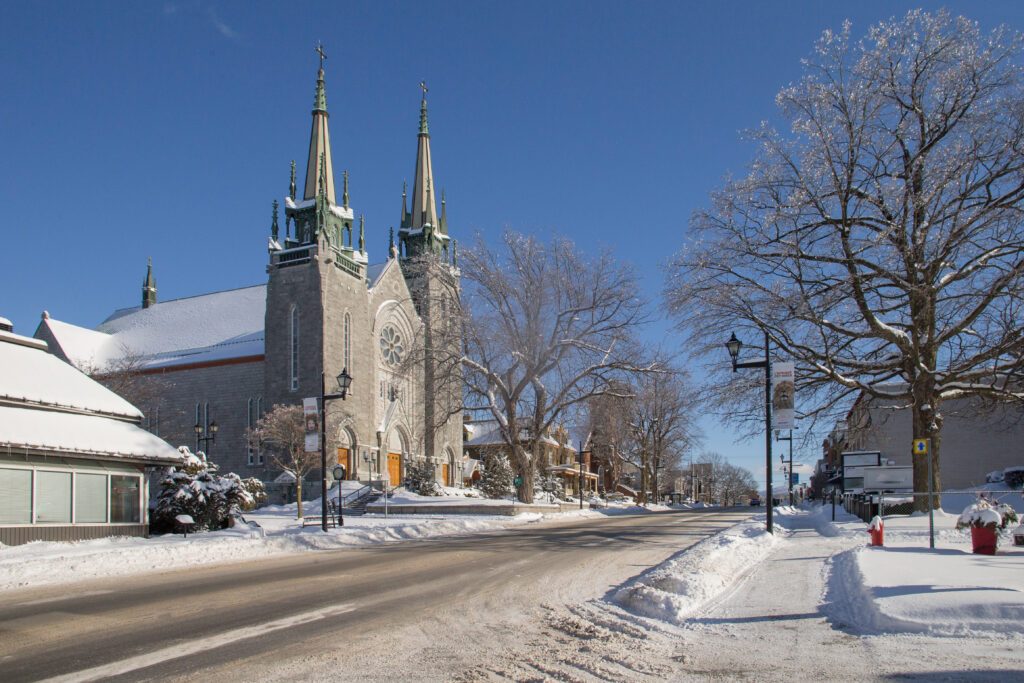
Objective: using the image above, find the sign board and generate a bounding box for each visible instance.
[913,439,929,456]
[790,472,799,485]
[862,466,913,493]
[303,397,320,453]
[772,362,795,430]
[841,451,881,468]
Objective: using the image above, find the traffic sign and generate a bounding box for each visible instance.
[913,438,929,456]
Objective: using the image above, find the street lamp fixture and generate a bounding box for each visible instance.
[724,330,774,534]
[320,367,354,532]
[194,420,218,455]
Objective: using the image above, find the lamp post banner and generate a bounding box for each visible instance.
[303,397,320,452]
[772,362,795,430]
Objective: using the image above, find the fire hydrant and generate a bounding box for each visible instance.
[867,515,884,547]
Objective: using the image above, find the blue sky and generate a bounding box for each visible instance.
[3,1,1023,486]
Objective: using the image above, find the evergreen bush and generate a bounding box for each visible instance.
[479,451,514,499]
[152,447,255,533]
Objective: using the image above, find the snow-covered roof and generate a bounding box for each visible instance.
[42,285,266,371]
[0,329,141,419]
[0,405,181,463]
[366,261,390,289]
[462,458,479,477]
[464,420,573,450]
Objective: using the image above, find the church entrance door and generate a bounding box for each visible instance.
[387,452,402,487]
[441,463,450,486]
[337,447,352,479]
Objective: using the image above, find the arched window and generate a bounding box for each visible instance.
[343,312,351,378]
[290,305,299,391]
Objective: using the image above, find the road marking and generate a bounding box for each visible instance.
[18,590,113,607]
[39,603,355,683]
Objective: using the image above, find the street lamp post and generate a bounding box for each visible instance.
[194,420,218,456]
[320,367,353,532]
[577,440,585,510]
[776,429,794,506]
[725,330,774,534]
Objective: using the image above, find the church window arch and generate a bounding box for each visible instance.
[290,305,300,391]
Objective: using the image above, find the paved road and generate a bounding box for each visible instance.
[0,509,749,682]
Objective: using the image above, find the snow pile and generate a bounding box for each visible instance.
[612,518,781,623]
[0,511,542,593]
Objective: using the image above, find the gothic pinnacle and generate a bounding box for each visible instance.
[271,199,279,241]
[343,169,350,208]
[359,214,365,252]
[289,160,296,199]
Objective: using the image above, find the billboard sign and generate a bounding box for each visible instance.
[303,397,320,453]
[772,362,795,430]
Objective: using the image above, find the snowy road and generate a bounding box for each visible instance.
[0,508,747,682]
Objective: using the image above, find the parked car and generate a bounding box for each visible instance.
[750,497,761,506]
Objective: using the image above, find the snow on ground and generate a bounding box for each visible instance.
[610,501,1024,640]
[0,493,551,593]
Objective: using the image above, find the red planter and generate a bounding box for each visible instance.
[971,525,998,555]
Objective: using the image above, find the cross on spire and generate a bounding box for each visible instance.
[315,42,327,70]
[419,80,428,97]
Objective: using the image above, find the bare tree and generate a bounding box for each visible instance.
[247,404,323,519]
[461,231,651,503]
[586,382,633,491]
[78,345,170,432]
[617,363,702,504]
[667,11,1024,510]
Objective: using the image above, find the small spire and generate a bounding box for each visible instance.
[359,214,365,252]
[271,199,279,241]
[418,80,429,135]
[388,226,395,258]
[401,180,408,225]
[142,258,157,309]
[452,239,458,268]
[440,188,447,231]
[342,169,350,209]
[289,160,296,199]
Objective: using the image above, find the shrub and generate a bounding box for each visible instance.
[479,452,513,499]
[405,459,444,496]
[152,447,255,533]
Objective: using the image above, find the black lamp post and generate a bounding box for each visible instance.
[320,367,353,532]
[725,330,774,534]
[194,420,218,456]
[776,429,795,506]
[577,440,585,510]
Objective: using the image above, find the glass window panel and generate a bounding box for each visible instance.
[0,468,32,524]
[36,470,72,523]
[75,473,107,523]
[110,475,141,523]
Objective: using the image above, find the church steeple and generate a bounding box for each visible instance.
[409,82,438,230]
[142,258,157,309]
[303,44,335,203]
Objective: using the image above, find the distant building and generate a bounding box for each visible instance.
[0,318,181,546]
[834,389,1024,490]
[34,57,463,489]
[464,420,597,497]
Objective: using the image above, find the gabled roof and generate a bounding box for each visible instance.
[0,328,181,464]
[0,330,140,419]
[39,285,266,371]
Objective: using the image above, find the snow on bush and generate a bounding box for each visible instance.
[613,519,780,624]
[985,470,1005,484]
[153,447,254,532]
[956,498,1018,530]
[404,459,444,497]
[478,452,514,499]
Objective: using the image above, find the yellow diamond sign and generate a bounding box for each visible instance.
[913,438,929,456]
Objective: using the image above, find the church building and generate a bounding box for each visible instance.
[35,55,464,489]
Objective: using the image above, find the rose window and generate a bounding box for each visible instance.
[380,326,404,365]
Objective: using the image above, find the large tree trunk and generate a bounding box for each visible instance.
[512,443,536,503]
[911,385,943,512]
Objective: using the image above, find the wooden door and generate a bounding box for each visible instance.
[442,463,450,486]
[336,447,351,479]
[387,452,401,486]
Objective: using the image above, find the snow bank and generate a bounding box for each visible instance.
[0,512,542,593]
[612,518,780,623]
